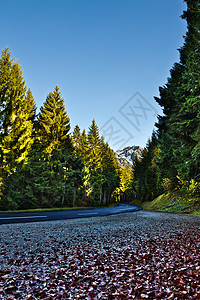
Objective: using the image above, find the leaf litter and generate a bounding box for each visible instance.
[0,210,200,299]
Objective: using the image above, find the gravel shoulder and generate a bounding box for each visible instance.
[0,210,200,299]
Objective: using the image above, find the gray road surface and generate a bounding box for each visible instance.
[0,203,142,224]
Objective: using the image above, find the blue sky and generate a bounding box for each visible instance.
[1,0,187,150]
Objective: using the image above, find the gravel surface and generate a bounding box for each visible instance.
[0,210,200,299]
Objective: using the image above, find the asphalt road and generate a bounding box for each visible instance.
[0,204,142,225]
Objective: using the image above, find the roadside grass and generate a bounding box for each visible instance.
[193,210,200,216]
[0,203,117,213]
[0,207,93,213]
[131,192,200,215]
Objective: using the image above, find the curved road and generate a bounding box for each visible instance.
[0,204,142,225]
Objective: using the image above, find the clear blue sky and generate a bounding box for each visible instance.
[1,0,187,150]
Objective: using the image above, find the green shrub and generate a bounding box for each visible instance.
[188,179,200,196]
[162,178,173,191]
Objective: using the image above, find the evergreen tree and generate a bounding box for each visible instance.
[79,129,89,161]
[37,85,71,155]
[114,165,133,203]
[100,139,120,205]
[133,147,148,201]
[87,119,103,205]
[155,0,200,189]
[0,47,34,173]
[0,47,36,209]
[171,1,200,179]
[25,88,37,123]
[132,132,159,201]
[72,125,81,150]
[87,118,101,166]
[71,129,92,205]
[32,86,74,208]
[132,152,141,199]
[66,155,84,207]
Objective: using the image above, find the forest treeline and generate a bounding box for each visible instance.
[0,47,134,210]
[132,0,200,202]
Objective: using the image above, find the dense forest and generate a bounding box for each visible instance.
[0,48,135,210]
[132,0,200,204]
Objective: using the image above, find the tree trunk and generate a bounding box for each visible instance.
[99,185,102,206]
[40,191,43,207]
[62,182,66,207]
[73,188,77,207]
[108,192,111,205]
[103,189,107,205]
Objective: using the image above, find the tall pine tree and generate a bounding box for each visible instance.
[155,0,200,187]
[0,47,35,209]
[37,85,71,155]
[87,119,103,205]
[0,47,34,173]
